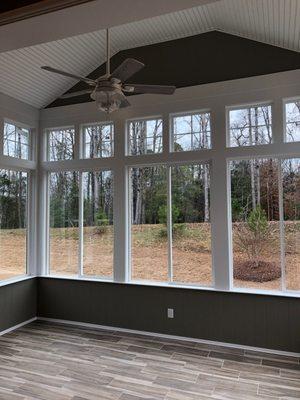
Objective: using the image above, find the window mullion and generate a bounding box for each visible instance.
[78,172,84,278]
[167,165,173,282]
[278,159,286,291]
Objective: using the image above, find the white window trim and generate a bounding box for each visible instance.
[170,108,212,153]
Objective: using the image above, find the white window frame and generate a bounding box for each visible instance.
[47,169,115,281]
[283,97,300,143]
[46,125,75,162]
[3,118,33,161]
[81,121,115,159]
[127,160,213,287]
[226,101,273,148]
[126,115,164,156]
[170,109,212,152]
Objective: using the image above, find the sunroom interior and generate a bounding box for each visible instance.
[0,1,300,399]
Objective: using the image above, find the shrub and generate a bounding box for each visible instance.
[95,211,109,235]
[235,206,272,268]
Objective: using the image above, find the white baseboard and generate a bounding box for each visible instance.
[0,317,37,336]
[37,317,300,358]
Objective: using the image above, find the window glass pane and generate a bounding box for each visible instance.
[3,123,30,159]
[84,123,114,158]
[49,172,79,275]
[173,112,211,151]
[128,118,163,155]
[285,101,300,142]
[0,170,27,280]
[230,159,281,290]
[130,166,168,281]
[48,128,75,161]
[229,105,272,147]
[83,171,114,277]
[282,158,300,290]
[171,164,212,285]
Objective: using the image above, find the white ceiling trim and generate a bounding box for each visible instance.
[0,0,299,109]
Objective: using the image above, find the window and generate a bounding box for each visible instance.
[83,123,114,158]
[282,158,300,291]
[4,122,30,159]
[128,118,163,155]
[83,171,114,277]
[285,100,300,142]
[130,166,168,281]
[171,163,212,285]
[230,158,281,290]
[228,104,272,147]
[48,127,75,161]
[172,112,211,151]
[129,163,212,285]
[49,171,79,275]
[0,169,27,280]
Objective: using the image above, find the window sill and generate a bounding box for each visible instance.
[40,275,300,298]
[0,275,35,288]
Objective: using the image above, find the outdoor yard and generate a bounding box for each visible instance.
[0,222,299,291]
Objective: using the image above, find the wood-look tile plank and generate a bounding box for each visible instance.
[0,321,296,400]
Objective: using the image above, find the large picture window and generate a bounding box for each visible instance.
[129,163,212,285]
[83,123,114,158]
[4,122,30,160]
[0,169,27,280]
[83,171,114,277]
[282,158,300,291]
[48,127,75,161]
[49,171,79,275]
[171,164,212,285]
[130,165,168,281]
[228,104,272,147]
[172,112,211,151]
[230,158,281,290]
[128,118,163,155]
[230,157,300,292]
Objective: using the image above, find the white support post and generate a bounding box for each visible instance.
[167,166,173,282]
[113,119,128,282]
[210,104,231,290]
[78,172,84,277]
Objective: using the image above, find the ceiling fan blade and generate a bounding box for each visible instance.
[41,66,96,86]
[120,97,131,108]
[110,59,145,82]
[60,89,93,99]
[124,84,176,95]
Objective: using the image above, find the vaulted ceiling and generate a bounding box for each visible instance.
[0,0,299,109]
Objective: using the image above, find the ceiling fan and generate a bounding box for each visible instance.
[41,29,176,113]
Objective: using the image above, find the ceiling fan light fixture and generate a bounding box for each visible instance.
[91,89,123,113]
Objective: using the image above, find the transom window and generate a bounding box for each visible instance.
[4,122,30,160]
[172,112,211,151]
[228,104,272,147]
[48,127,75,161]
[128,117,163,155]
[285,100,300,142]
[83,122,114,158]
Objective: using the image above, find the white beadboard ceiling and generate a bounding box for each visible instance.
[0,0,299,109]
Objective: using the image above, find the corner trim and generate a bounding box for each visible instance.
[0,317,37,336]
[37,317,300,358]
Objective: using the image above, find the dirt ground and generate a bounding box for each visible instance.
[0,223,299,291]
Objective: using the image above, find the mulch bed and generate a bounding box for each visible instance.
[233,260,281,282]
